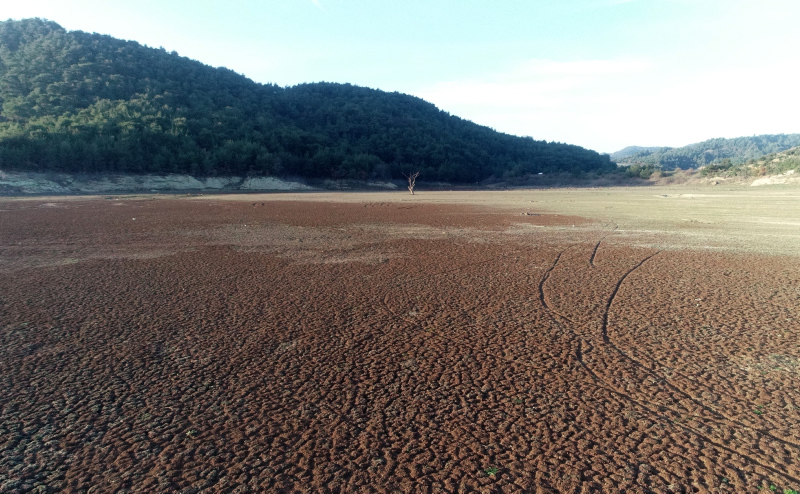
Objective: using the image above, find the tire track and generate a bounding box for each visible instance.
[374,240,798,485]
[599,251,661,343]
[589,222,617,268]
[596,249,800,448]
[589,240,603,268]
[549,246,793,444]
[537,245,576,313]
[537,247,800,484]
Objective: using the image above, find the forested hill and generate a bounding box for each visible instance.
[699,146,800,178]
[614,134,800,170]
[0,19,613,182]
[609,146,662,161]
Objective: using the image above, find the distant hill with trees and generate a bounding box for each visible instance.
[614,134,800,170]
[698,145,800,178]
[609,146,662,161]
[0,18,615,182]
[751,146,800,174]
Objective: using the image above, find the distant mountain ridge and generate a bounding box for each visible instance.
[0,18,613,182]
[609,146,663,161]
[613,134,800,170]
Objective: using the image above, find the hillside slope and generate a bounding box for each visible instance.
[698,145,800,177]
[0,19,613,182]
[609,146,663,161]
[615,134,800,170]
[747,145,800,174]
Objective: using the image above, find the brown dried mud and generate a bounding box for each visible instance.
[1,198,798,493]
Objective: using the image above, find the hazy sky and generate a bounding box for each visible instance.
[4,0,800,152]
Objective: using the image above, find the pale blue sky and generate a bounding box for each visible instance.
[3,0,800,152]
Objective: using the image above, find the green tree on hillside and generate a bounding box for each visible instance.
[0,18,614,181]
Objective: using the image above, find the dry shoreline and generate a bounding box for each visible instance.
[1,192,799,492]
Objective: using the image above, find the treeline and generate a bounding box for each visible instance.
[609,146,660,161]
[615,134,800,170]
[0,19,614,182]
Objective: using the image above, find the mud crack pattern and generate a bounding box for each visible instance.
[1,199,798,492]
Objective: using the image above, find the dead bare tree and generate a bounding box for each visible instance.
[403,171,420,195]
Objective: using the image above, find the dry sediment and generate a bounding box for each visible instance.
[1,197,798,492]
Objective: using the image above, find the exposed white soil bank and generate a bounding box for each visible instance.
[750,169,798,187]
[0,171,314,195]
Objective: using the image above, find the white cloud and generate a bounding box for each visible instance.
[603,0,643,5]
[414,57,800,152]
[512,59,653,76]
[416,58,652,116]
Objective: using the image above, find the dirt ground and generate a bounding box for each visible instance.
[1,189,799,493]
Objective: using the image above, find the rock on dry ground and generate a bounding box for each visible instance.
[0,195,799,493]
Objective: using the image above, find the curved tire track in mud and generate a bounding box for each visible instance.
[539,246,800,485]
[589,240,603,268]
[589,222,617,268]
[599,252,800,452]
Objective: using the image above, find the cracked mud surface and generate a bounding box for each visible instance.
[1,197,799,493]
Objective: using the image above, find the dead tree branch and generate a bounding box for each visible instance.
[403,171,420,195]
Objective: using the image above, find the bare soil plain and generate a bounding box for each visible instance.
[1,187,799,493]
